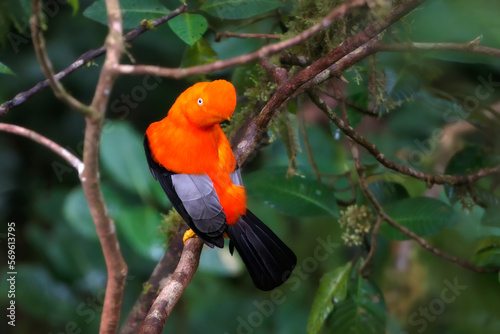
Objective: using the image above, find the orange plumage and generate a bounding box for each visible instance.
[146,80,246,224]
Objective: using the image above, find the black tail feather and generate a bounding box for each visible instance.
[227,210,296,291]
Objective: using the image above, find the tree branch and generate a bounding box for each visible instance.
[0,3,187,116]
[348,140,500,274]
[233,0,427,164]
[119,225,187,334]
[79,1,128,333]
[138,237,204,334]
[214,30,280,42]
[30,0,93,116]
[309,92,500,185]
[0,122,83,175]
[374,37,500,58]
[113,0,368,78]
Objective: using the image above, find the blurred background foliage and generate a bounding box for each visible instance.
[0,0,500,333]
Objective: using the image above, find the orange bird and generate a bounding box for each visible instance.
[144,80,296,290]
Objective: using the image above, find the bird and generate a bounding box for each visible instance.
[143,79,296,290]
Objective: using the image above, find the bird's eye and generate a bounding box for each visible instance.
[197,98,203,106]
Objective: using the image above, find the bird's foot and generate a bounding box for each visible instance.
[183,229,198,244]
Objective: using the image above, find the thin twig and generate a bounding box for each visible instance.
[374,38,500,58]
[0,122,83,175]
[359,215,382,277]
[258,57,288,85]
[0,3,187,116]
[114,0,369,78]
[30,0,93,116]
[214,30,281,42]
[298,110,321,181]
[309,92,500,186]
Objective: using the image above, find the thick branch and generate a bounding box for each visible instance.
[80,1,128,333]
[0,3,187,116]
[119,225,187,334]
[138,238,204,334]
[0,122,83,175]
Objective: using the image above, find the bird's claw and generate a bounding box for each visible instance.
[183,229,198,244]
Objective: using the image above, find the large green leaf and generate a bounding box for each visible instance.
[201,0,284,20]
[244,167,339,217]
[168,13,208,46]
[472,236,500,267]
[83,0,169,29]
[117,206,164,260]
[63,183,126,240]
[307,262,353,334]
[0,61,14,75]
[379,197,458,240]
[329,275,386,334]
[100,121,158,202]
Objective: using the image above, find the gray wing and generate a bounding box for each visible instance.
[170,174,226,238]
[230,168,243,186]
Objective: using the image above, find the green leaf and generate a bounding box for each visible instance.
[100,121,158,202]
[379,197,457,240]
[472,237,500,267]
[367,181,409,207]
[168,13,208,46]
[329,275,386,334]
[63,183,126,240]
[68,0,79,15]
[180,38,218,68]
[0,61,14,75]
[307,262,353,334]
[83,0,169,30]
[117,206,164,260]
[201,0,284,20]
[444,146,496,205]
[244,167,339,217]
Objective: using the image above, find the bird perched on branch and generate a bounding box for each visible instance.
[144,79,296,290]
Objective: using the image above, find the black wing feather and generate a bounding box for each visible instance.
[144,135,225,248]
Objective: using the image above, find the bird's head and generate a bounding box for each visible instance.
[173,80,237,128]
